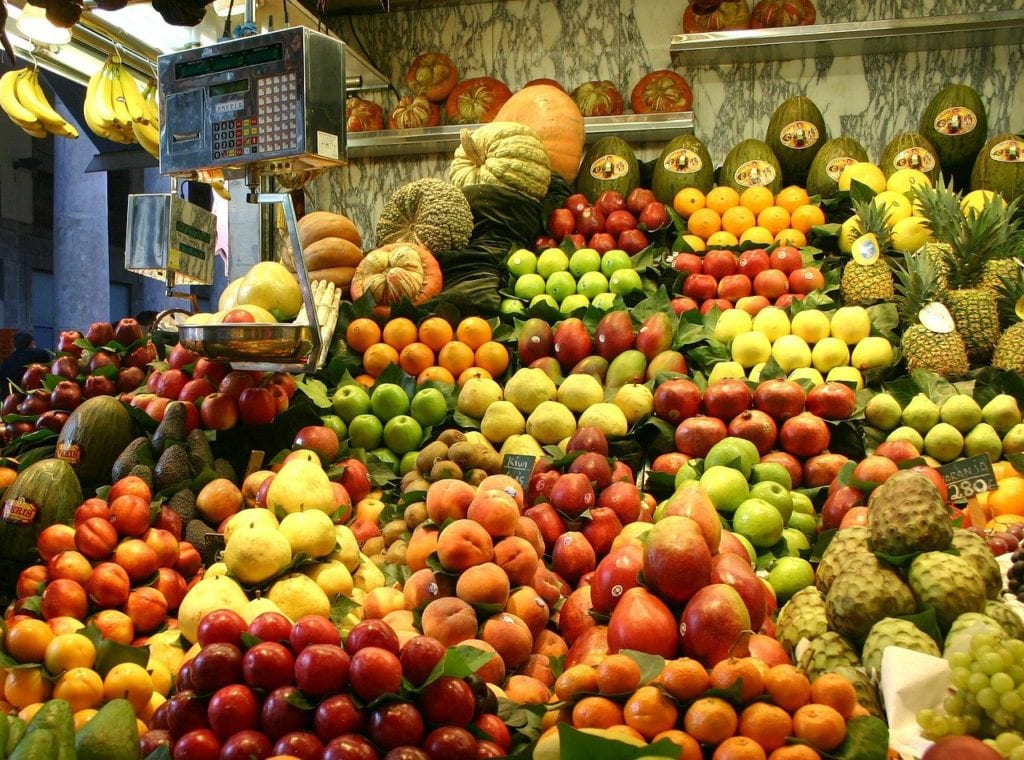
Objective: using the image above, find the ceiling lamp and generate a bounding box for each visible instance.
[16,4,73,46]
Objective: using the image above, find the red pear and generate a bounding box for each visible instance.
[634,313,674,361]
[581,507,623,557]
[642,516,713,605]
[590,544,643,615]
[557,585,595,647]
[519,318,554,366]
[679,584,751,667]
[565,625,609,669]
[607,587,678,659]
[709,552,767,631]
[659,484,722,552]
[594,311,635,361]
[553,318,593,372]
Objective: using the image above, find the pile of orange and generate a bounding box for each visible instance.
[541,655,870,760]
[673,185,826,251]
[345,315,510,387]
[979,461,1024,526]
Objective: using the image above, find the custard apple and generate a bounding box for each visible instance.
[951,529,1003,599]
[984,600,1024,640]
[826,665,883,718]
[826,553,916,643]
[944,613,1007,656]
[815,526,872,594]
[909,552,987,630]
[868,470,952,555]
[775,587,828,657]
[861,617,941,677]
[798,631,861,681]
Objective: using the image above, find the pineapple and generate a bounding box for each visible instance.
[893,251,969,376]
[840,199,895,305]
[993,268,1024,372]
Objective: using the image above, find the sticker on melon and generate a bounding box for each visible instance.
[590,154,631,180]
[734,160,776,188]
[662,148,703,175]
[779,121,820,150]
[2,496,40,525]
[891,147,936,174]
[825,156,857,183]
[933,107,979,136]
[56,441,82,466]
[851,233,880,266]
[991,139,1024,163]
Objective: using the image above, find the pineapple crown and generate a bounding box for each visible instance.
[910,176,962,243]
[995,265,1024,329]
[851,197,893,253]
[893,249,946,325]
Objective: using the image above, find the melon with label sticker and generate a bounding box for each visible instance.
[806,136,869,198]
[719,138,783,195]
[765,95,827,186]
[879,131,941,184]
[575,136,640,202]
[0,458,82,567]
[919,84,987,177]
[652,134,715,201]
[971,132,1024,203]
[55,395,134,486]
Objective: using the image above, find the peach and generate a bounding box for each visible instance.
[482,613,533,670]
[477,475,525,510]
[75,517,118,561]
[533,566,570,608]
[460,638,505,684]
[425,479,476,524]
[142,529,180,569]
[47,616,85,636]
[515,516,545,559]
[362,587,405,620]
[37,524,77,562]
[113,539,159,585]
[494,537,541,587]
[532,629,569,658]
[436,519,493,573]
[109,494,151,538]
[505,587,550,639]
[405,524,439,573]
[403,568,455,612]
[92,609,134,644]
[124,587,168,633]
[86,562,131,608]
[47,550,92,585]
[241,469,274,508]
[16,565,47,599]
[421,597,478,647]
[467,491,520,539]
[109,475,152,504]
[503,674,550,705]
[74,498,111,527]
[196,479,243,524]
[456,563,510,607]
[382,609,416,634]
[519,654,555,687]
[174,542,202,579]
[153,568,188,611]
[41,578,88,621]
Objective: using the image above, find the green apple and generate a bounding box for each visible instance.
[332,383,371,423]
[609,268,643,296]
[591,292,618,311]
[577,271,610,300]
[545,271,577,303]
[507,248,538,276]
[514,273,546,301]
[560,294,590,314]
[530,294,559,310]
[767,556,815,603]
[569,248,602,278]
[382,414,424,455]
[499,298,526,316]
[370,383,410,421]
[537,248,570,278]
[600,248,632,277]
[348,413,384,450]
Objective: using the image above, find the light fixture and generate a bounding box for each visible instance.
[211,0,263,18]
[16,4,73,46]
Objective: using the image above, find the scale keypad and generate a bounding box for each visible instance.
[257,72,298,153]
[212,118,259,159]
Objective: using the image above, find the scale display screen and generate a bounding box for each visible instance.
[175,43,283,80]
[209,79,250,98]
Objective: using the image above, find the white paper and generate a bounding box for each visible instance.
[880,647,951,759]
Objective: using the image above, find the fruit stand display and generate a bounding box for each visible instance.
[4,24,1024,760]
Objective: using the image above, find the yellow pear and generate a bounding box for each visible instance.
[205,562,229,578]
[224,507,279,543]
[236,261,303,321]
[330,525,361,572]
[178,575,249,643]
[240,597,290,625]
[304,561,354,598]
[352,554,386,593]
[266,457,335,515]
[278,509,337,558]
[224,525,292,585]
[577,402,629,438]
[218,278,243,312]
[499,434,545,459]
[267,574,331,620]
[613,384,654,426]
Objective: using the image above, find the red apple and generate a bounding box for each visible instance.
[805,382,857,421]
[753,269,789,299]
[605,210,638,237]
[737,249,770,278]
[769,246,802,274]
[594,190,626,218]
[626,188,657,216]
[683,273,718,301]
[673,252,704,276]
[703,250,737,280]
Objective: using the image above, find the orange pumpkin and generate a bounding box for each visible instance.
[345,97,383,132]
[630,70,693,114]
[750,0,815,28]
[406,52,459,102]
[682,0,750,32]
[525,78,564,91]
[445,77,513,125]
[349,243,443,317]
[571,80,625,117]
[494,84,586,183]
[388,95,442,129]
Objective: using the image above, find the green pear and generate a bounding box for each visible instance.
[939,394,983,433]
[964,423,1002,462]
[480,401,526,445]
[1003,423,1024,455]
[525,401,577,444]
[901,393,940,434]
[865,393,902,431]
[557,373,606,413]
[887,425,925,452]
[504,367,557,415]
[982,394,1023,435]
[923,422,964,463]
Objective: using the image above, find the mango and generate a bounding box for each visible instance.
[605,349,648,390]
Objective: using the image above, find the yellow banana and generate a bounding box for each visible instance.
[83,65,132,143]
[108,60,133,127]
[15,69,78,138]
[90,58,119,129]
[0,69,40,126]
[141,81,160,126]
[132,119,160,158]
[10,114,47,138]
[116,64,148,124]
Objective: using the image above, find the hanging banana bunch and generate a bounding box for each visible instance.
[0,67,79,139]
[84,54,161,159]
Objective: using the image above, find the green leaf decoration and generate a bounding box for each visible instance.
[619,649,666,687]
[413,644,496,692]
[556,723,680,760]
[81,623,149,679]
[896,606,944,649]
[294,377,332,410]
[832,715,890,760]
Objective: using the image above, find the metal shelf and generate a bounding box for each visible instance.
[346,111,695,158]
[669,10,1024,67]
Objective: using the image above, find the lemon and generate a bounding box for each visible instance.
[890,215,933,253]
[707,361,747,383]
[771,335,812,372]
[873,190,913,226]
[714,309,753,343]
[279,509,337,558]
[839,215,860,254]
[740,226,775,245]
[235,261,303,321]
[886,168,931,195]
[838,161,886,194]
[218,277,243,311]
[732,332,772,368]
[829,306,872,344]
[680,234,706,252]
[961,189,1003,216]
[826,365,864,390]
[706,230,739,247]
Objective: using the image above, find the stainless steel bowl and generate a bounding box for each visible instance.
[178,323,314,363]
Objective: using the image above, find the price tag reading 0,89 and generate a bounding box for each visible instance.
[938,454,998,502]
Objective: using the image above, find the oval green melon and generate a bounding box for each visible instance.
[0,458,83,567]
[920,84,988,175]
[719,138,783,195]
[806,136,870,198]
[651,134,714,202]
[56,395,135,486]
[575,136,640,202]
[971,132,1024,203]
[766,96,827,187]
[879,131,942,183]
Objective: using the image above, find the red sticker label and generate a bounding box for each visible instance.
[56,441,82,466]
[3,496,40,525]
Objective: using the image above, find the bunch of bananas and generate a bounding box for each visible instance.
[84,54,160,158]
[0,67,79,139]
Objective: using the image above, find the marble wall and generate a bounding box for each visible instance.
[301,0,1024,242]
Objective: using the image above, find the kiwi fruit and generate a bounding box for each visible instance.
[415,441,449,474]
[431,459,464,481]
[438,429,467,446]
[404,501,428,531]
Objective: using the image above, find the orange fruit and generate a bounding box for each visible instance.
[658,657,710,701]
[988,478,1024,517]
[709,658,764,704]
[713,735,768,760]
[674,188,706,219]
[623,685,679,740]
[757,206,791,237]
[993,461,1024,481]
[474,341,510,377]
[774,228,807,247]
[418,317,455,352]
[554,664,599,701]
[18,703,44,723]
[456,317,493,350]
[417,366,456,386]
[53,667,104,712]
[5,619,54,663]
[707,186,741,215]
[361,343,400,378]
[810,673,858,720]
[0,466,18,490]
[688,208,723,240]
[775,186,811,214]
[103,662,154,713]
[382,317,418,351]
[685,697,738,744]
[438,341,475,378]
[458,367,492,386]
[764,665,811,713]
[739,703,793,752]
[653,730,703,760]
[597,653,643,695]
[572,696,624,729]
[74,708,98,731]
[740,226,776,246]
[792,704,847,751]
[354,374,375,389]
[4,667,52,708]
[346,318,381,353]
[790,204,826,234]
[740,186,775,216]
[768,747,822,760]
[722,206,757,238]
[398,342,435,377]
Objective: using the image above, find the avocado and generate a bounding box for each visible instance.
[151,401,188,456]
[111,436,153,483]
[154,444,192,492]
[24,698,74,760]
[9,727,54,760]
[128,464,153,491]
[75,699,140,760]
[213,458,238,483]
[185,428,215,474]
[167,488,197,524]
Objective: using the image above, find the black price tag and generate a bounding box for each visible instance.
[938,454,998,502]
[502,454,537,490]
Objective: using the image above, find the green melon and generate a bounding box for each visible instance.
[56,395,135,486]
[879,132,942,184]
[766,96,827,187]
[719,138,783,196]
[651,134,714,203]
[575,136,640,202]
[971,133,1024,203]
[806,136,870,198]
[0,458,83,567]
[920,84,988,175]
